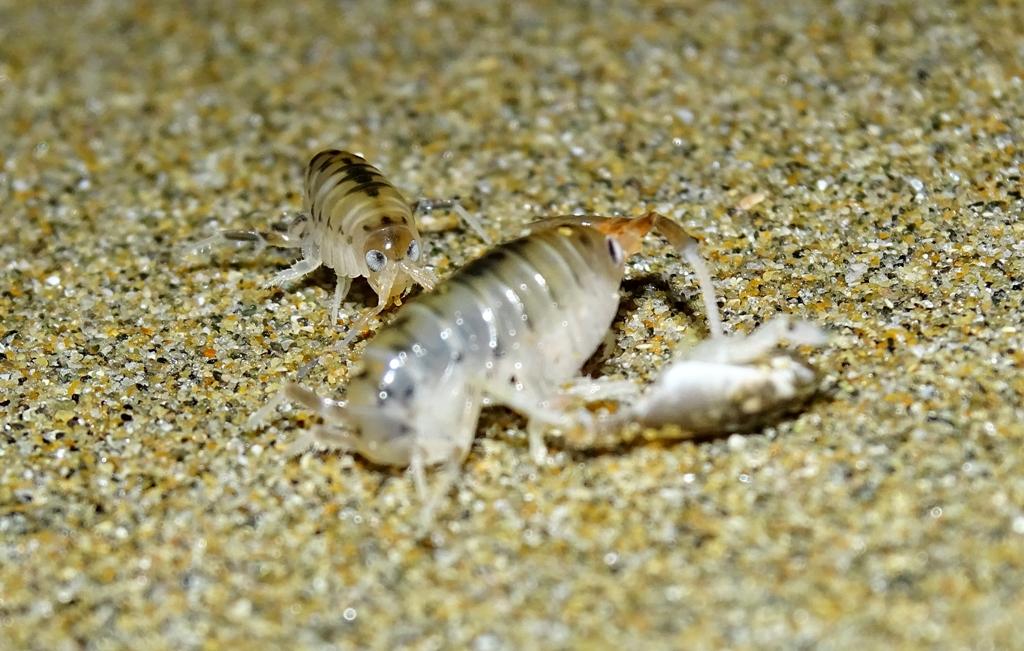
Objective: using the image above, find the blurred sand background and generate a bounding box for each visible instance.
[2,1,1023,648]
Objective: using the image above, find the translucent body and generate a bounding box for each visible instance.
[252,213,715,465]
[343,224,623,466]
[635,316,826,431]
[556,317,827,450]
[249,212,824,528]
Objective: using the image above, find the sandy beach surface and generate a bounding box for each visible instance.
[2,1,1023,648]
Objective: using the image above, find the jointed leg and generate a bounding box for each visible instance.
[247,381,362,456]
[264,251,322,288]
[484,377,585,464]
[285,424,359,457]
[248,386,292,429]
[689,316,829,364]
[189,212,311,256]
[248,381,346,427]
[337,292,389,348]
[414,391,481,536]
[528,420,551,467]
[648,213,724,339]
[561,376,642,402]
[283,383,347,421]
[409,446,429,500]
[188,229,298,258]
[412,197,492,244]
[449,203,492,245]
[413,448,466,540]
[416,445,469,538]
[248,380,348,434]
[329,275,353,325]
[399,263,438,292]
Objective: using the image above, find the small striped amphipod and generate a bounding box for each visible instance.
[250,211,723,526]
[191,149,487,330]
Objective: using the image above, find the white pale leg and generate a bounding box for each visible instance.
[264,253,323,288]
[187,229,300,257]
[330,275,353,325]
[414,390,481,535]
[248,386,291,429]
[247,382,353,455]
[248,381,342,428]
[561,376,642,402]
[409,446,428,500]
[681,243,723,339]
[412,197,492,244]
[187,210,310,257]
[294,424,358,456]
[336,292,389,349]
[483,377,584,465]
[689,317,828,364]
[416,446,468,538]
[449,203,492,244]
[648,214,724,339]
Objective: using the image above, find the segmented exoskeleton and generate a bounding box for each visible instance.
[251,212,728,527]
[192,149,487,331]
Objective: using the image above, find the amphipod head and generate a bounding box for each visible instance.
[362,225,436,304]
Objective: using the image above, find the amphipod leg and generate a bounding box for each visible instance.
[483,376,588,465]
[263,247,323,288]
[415,447,469,538]
[649,213,724,339]
[449,203,492,245]
[336,294,389,349]
[329,275,353,325]
[415,390,482,537]
[560,376,642,402]
[409,446,429,500]
[188,228,302,256]
[188,212,310,256]
[298,424,362,457]
[412,198,492,244]
[688,316,829,365]
[246,382,342,428]
[247,382,354,456]
[398,262,438,293]
[517,375,650,453]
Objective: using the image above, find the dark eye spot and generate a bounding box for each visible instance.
[406,240,420,261]
[365,249,387,272]
[607,237,624,264]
